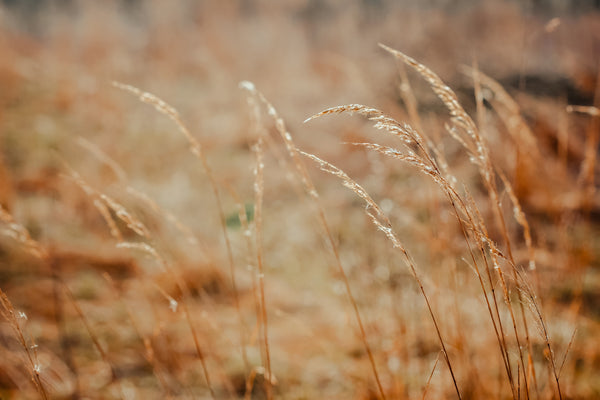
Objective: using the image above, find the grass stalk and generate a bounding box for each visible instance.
[240,81,387,399]
[308,102,517,398]
[229,188,258,374]
[63,284,120,385]
[299,149,461,400]
[252,136,273,399]
[112,82,247,377]
[65,163,219,398]
[422,352,441,400]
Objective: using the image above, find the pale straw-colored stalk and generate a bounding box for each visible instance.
[252,136,273,400]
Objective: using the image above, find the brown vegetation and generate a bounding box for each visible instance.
[0,1,599,399]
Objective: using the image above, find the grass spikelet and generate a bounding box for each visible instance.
[93,199,124,242]
[111,81,206,192]
[116,242,167,271]
[298,151,387,223]
[99,193,151,238]
[304,104,385,123]
[346,142,443,184]
[64,165,151,238]
[306,104,428,151]
[241,81,319,197]
[379,44,479,146]
[306,103,452,194]
[111,82,181,127]
[75,136,202,247]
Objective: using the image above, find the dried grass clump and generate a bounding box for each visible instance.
[301,45,580,400]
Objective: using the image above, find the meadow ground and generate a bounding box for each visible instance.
[0,1,599,399]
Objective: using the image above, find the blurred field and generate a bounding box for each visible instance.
[0,1,599,399]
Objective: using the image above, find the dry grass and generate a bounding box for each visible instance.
[1,1,599,399]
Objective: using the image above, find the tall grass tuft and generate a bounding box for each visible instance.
[301,45,568,400]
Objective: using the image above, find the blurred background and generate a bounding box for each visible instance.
[0,1,599,399]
